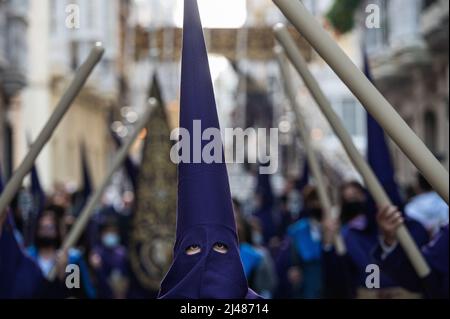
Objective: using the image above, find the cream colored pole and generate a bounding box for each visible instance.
[275,25,430,278]
[275,47,346,255]
[48,99,158,281]
[0,44,105,220]
[272,0,449,205]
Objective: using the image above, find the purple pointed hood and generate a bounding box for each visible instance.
[158,0,252,299]
[176,0,236,240]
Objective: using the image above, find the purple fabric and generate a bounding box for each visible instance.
[364,51,404,209]
[25,161,46,246]
[254,207,277,245]
[373,224,448,298]
[0,163,2,189]
[0,218,46,298]
[1,166,65,299]
[296,161,309,192]
[341,218,429,293]
[270,238,295,299]
[246,288,262,299]
[256,165,275,209]
[254,167,277,244]
[92,245,130,299]
[109,129,138,192]
[158,0,257,299]
[80,143,93,210]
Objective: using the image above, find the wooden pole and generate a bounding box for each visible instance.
[272,0,449,205]
[0,43,105,220]
[48,99,158,281]
[275,25,430,278]
[275,47,346,255]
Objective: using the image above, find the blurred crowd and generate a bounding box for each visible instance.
[1,161,448,299]
[234,169,448,299]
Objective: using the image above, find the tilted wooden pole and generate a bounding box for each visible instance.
[274,25,430,278]
[0,43,105,220]
[48,99,158,281]
[275,47,346,255]
[272,0,449,205]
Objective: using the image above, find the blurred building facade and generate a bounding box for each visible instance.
[128,0,367,199]
[12,0,131,190]
[129,0,306,199]
[361,0,449,188]
[4,0,436,197]
[0,0,29,178]
[279,0,366,184]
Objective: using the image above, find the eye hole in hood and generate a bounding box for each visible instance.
[212,242,228,254]
[185,244,202,255]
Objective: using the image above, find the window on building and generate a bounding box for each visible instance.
[86,0,95,30]
[365,0,390,53]
[342,98,358,136]
[424,110,438,154]
[335,98,366,137]
[303,0,317,16]
[70,41,79,71]
[49,0,58,34]
[381,0,390,45]
[423,0,438,10]
[389,0,423,47]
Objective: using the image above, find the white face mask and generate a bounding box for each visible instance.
[102,233,120,248]
[288,191,303,217]
[38,257,55,277]
[251,232,263,246]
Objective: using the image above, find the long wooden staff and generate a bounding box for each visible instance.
[275,25,430,278]
[48,99,158,281]
[275,47,346,255]
[0,44,105,220]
